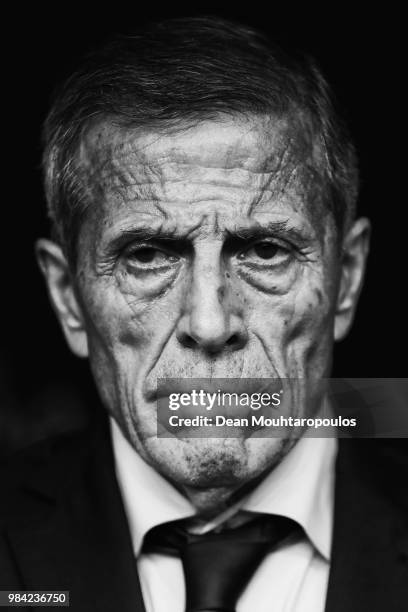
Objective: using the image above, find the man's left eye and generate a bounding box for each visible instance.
[250,243,280,259]
[239,241,290,263]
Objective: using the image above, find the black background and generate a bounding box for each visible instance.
[1,5,406,451]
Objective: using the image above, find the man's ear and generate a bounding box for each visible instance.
[334,217,371,341]
[35,239,89,358]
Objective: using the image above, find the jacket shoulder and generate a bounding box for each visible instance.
[0,424,100,525]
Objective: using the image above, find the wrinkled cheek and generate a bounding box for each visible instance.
[81,280,184,427]
[284,292,334,377]
[250,285,334,378]
[116,284,183,356]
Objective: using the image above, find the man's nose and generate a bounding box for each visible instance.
[176,250,248,354]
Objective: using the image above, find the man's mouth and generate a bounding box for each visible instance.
[145,377,283,402]
[147,377,287,439]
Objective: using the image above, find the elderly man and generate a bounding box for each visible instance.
[1,16,407,612]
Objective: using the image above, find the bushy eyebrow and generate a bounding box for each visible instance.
[105,224,191,255]
[225,220,311,243]
[113,226,179,242]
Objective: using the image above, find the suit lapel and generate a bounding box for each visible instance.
[5,417,407,611]
[6,417,146,612]
[325,439,408,612]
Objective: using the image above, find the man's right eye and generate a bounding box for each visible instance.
[129,247,163,263]
[124,245,179,270]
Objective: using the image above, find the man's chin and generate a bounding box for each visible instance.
[141,435,290,490]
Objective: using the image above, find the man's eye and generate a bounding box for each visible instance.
[239,241,290,264]
[251,243,280,259]
[126,246,178,268]
[130,247,163,263]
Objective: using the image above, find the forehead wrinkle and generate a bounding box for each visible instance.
[80,144,304,193]
[83,175,329,248]
[77,113,322,189]
[80,153,324,216]
[77,118,330,239]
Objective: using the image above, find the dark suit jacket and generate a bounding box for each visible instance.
[1,413,407,611]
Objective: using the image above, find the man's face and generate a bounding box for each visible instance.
[38,116,369,501]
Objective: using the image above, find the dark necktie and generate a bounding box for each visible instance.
[143,514,299,612]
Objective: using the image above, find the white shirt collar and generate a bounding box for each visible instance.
[110,417,337,561]
[242,435,337,560]
[110,418,195,555]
